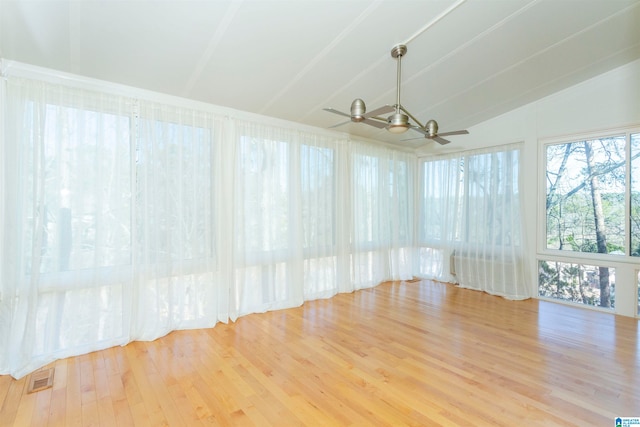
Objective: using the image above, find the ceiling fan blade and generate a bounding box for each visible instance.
[437,130,469,137]
[363,118,387,129]
[433,136,451,145]
[323,108,351,118]
[363,105,394,119]
[328,120,351,128]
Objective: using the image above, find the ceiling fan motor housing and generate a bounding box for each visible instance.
[426,119,438,137]
[350,98,366,122]
[387,112,410,134]
[388,112,408,127]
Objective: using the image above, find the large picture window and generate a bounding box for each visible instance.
[36,104,132,275]
[540,131,640,309]
[545,136,626,254]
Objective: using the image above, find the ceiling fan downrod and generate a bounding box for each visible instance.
[387,44,410,133]
[391,44,406,112]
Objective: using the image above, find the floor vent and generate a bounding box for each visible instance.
[27,368,55,393]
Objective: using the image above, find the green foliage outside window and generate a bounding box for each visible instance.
[538,260,615,309]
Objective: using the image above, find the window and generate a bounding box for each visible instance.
[420,157,462,244]
[540,131,640,309]
[301,143,337,295]
[32,103,132,275]
[234,132,341,303]
[420,149,521,247]
[417,145,527,298]
[301,144,335,253]
[32,103,217,278]
[389,159,411,244]
[16,91,220,355]
[545,136,626,254]
[352,153,412,248]
[350,144,415,286]
[237,137,291,257]
[136,117,215,268]
[353,153,381,246]
[538,260,615,308]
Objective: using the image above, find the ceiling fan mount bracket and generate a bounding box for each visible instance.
[390,44,407,59]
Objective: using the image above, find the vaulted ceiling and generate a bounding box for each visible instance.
[1,0,639,151]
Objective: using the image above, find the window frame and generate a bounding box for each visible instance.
[538,127,640,263]
[537,126,640,312]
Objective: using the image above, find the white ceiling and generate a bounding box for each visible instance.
[1,0,640,150]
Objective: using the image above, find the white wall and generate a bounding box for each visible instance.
[465,58,640,316]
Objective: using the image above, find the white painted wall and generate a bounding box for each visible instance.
[463,58,640,316]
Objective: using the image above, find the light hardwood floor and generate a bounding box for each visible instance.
[1,280,638,426]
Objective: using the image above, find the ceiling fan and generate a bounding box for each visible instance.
[324,44,468,145]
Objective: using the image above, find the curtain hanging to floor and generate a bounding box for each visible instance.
[0,69,417,378]
[416,144,530,300]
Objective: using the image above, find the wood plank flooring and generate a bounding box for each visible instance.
[1,280,638,426]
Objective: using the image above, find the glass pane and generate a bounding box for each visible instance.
[34,105,131,273]
[238,137,290,253]
[538,260,615,309]
[421,158,464,243]
[545,137,626,254]
[465,150,521,246]
[136,119,214,262]
[301,144,335,250]
[421,149,520,247]
[353,154,380,243]
[391,159,411,244]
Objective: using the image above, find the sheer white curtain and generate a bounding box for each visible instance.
[230,121,352,317]
[132,102,223,339]
[416,156,462,282]
[2,78,136,377]
[0,78,226,377]
[351,142,414,288]
[417,144,530,299]
[0,70,418,378]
